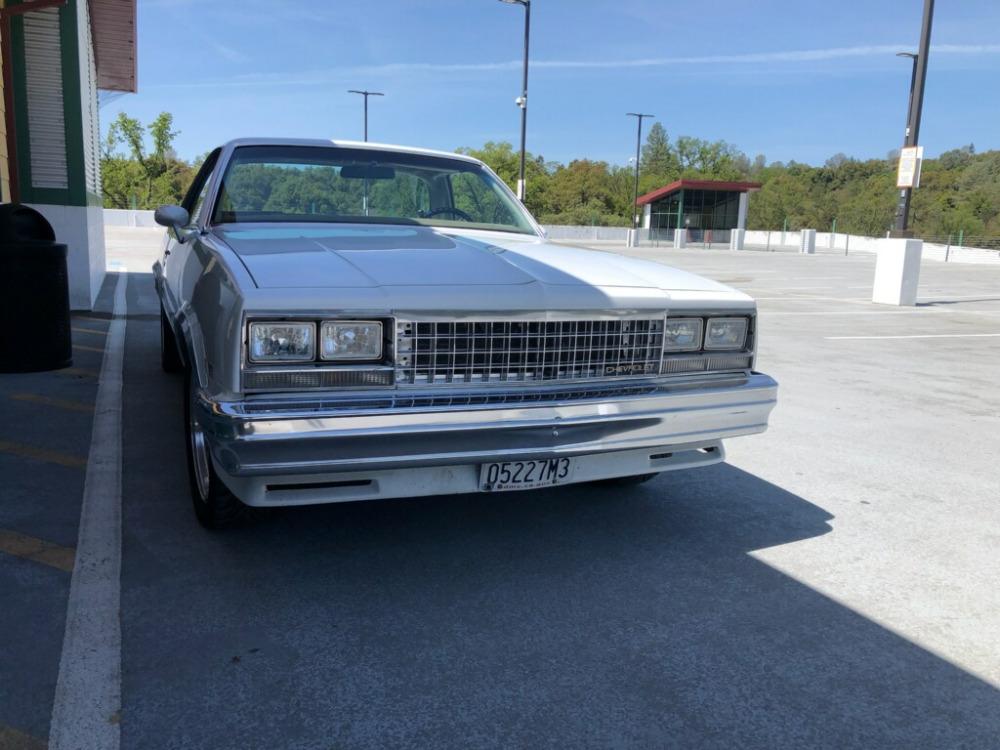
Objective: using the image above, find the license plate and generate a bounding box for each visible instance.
[479,457,575,492]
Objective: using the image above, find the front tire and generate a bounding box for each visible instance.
[185,371,247,529]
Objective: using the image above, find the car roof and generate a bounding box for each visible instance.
[219,137,484,165]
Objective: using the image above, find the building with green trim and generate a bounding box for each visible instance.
[1,0,135,309]
[636,179,761,245]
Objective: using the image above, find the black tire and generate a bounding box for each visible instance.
[184,370,247,529]
[160,305,184,373]
[591,473,659,487]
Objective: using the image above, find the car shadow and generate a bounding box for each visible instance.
[121,273,1000,749]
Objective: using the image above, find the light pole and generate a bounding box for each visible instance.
[347,89,384,142]
[499,0,530,201]
[893,0,934,235]
[896,52,918,137]
[627,113,654,230]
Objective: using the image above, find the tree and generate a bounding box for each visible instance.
[100,112,1000,237]
[101,112,195,209]
[825,153,851,169]
[640,122,677,182]
[456,141,550,216]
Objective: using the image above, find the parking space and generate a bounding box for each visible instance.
[0,278,115,748]
[2,248,999,748]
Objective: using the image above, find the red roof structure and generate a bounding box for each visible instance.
[636,179,762,206]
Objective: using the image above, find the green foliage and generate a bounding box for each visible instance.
[639,122,677,186]
[747,150,1000,238]
[101,112,196,209]
[102,112,1000,237]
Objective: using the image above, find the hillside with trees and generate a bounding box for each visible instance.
[101,114,1000,241]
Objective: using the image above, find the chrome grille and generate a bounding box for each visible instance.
[395,318,665,385]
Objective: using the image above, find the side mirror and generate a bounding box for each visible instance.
[154,205,192,242]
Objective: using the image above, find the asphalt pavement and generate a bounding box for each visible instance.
[2,243,999,749]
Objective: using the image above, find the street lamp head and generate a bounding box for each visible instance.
[499,0,528,5]
[895,52,917,59]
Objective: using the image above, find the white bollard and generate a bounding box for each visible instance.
[799,229,816,254]
[872,238,922,306]
[626,228,636,248]
[730,228,746,251]
[673,228,686,249]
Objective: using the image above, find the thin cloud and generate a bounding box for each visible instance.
[338,43,1000,74]
[150,43,1000,90]
[532,44,1000,68]
[211,43,250,63]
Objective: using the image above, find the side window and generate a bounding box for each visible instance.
[413,179,430,214]
[182,149,221,227]
[450,172,514,226]
[188,180,212,226]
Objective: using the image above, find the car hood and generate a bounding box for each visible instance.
[213,224,738,295]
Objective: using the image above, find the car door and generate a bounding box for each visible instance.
[162,149,221,314]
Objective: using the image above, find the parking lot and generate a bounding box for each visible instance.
[2,243,999,748]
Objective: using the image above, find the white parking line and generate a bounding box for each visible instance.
[753,296,870,302]
[49,275,125,750]
[760,277,849,281]
[919,294,1000,301]
[825,333,1000,340]
[742,286,839,291]
[763,307,1000,318]
[763,310,943,316]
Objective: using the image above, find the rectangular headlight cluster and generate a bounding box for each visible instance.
[705,317,749,350]
[248,321,383,364]
[661,315,752,376]
[320,321,383,361]
[663,318,704,351]
[249,323,315,363]
[662,315,749,353]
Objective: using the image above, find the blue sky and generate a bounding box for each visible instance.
[104,0,1000,166]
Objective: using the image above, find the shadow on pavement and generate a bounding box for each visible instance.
[120,274,1000,750]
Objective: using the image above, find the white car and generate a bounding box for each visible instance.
[153,138,777,528]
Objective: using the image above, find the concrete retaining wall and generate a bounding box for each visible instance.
[541,225,630,242]
[104,208,160,228]
[744,229,1000,265]
[99,212,1000,265]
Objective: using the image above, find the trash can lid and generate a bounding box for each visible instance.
[0,203,56,243]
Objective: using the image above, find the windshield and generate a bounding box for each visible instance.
[210,145,536,235]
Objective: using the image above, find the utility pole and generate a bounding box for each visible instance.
[893,0,934,235]
[347,90,384,142]
[896,52,918,136]
[627,113,654,230]
[499,0,531,201]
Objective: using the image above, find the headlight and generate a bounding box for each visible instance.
[663,318,704,351]
[320,321,383,360]
[704,317,749,350]
[248,322,316,362]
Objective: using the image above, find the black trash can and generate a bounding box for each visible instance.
[0,204,72,372]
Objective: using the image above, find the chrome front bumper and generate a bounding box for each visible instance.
[195,373,778,505]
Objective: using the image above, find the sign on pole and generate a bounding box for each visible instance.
[896,146,924,189]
